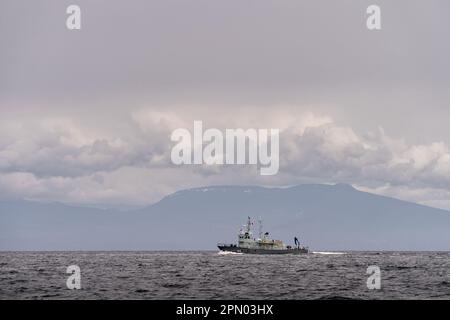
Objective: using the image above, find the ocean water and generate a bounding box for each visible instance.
[1,251,449,299]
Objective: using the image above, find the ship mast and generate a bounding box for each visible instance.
[258,217,263,239]
[246,216,252,233]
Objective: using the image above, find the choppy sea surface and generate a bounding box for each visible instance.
[1,251,449,299]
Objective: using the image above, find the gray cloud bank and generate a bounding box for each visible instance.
[1,107,450,210]
[1,1,449,209]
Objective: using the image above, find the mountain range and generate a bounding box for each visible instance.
[1,183,450,251]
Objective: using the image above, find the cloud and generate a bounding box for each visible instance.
[1,106,450,210]
[1,1,449,213]
[282,122,450,191]
[0,115,172,178]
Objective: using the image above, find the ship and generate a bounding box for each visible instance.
[217,217,309,254]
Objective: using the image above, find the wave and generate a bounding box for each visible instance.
[313,251,347,255]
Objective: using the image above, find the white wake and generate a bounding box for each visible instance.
[313,251,347,255]
[217,250,243,255]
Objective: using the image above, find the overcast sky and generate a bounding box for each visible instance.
[1,0,450,210]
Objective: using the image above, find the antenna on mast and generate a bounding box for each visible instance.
[258,216,263,239]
